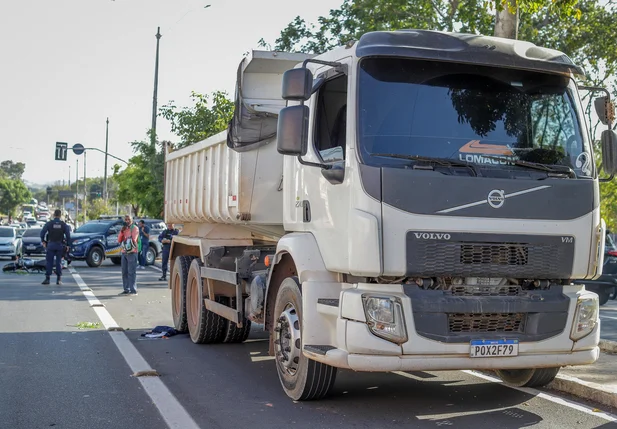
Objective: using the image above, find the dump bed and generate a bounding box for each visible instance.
[164,50,313,241]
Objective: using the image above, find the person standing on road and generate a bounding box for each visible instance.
[158,223,178,281]
[40,209,71,285]
[138,220,150,270]
[118,215,139,296]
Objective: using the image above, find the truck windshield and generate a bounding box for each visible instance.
[358,58,592,177]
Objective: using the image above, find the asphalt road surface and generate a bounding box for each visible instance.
[1,256,616,429]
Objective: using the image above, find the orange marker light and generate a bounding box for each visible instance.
[264,255,272,267]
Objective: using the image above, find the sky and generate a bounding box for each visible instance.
[1,0,342,186]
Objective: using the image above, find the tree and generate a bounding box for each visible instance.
[0,160,26,181]
[87,198,113,220]
[160,91,234,149]
[0,178,31,221]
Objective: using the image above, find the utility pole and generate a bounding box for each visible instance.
[83,151,87,222]
[151,27,162,149]
[68,165,71,188]
[75,159,79,227]
[103,117,109,203]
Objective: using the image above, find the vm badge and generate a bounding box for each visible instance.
[487,189,505,209]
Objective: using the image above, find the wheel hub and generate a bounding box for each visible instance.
[92,252,101,263]
[275,304,301,375]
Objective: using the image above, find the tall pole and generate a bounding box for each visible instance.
[75,159,79,227]
[83,151,87,222]
[68,165,71,188]
[151,27,162,149]
[103,117,109,203]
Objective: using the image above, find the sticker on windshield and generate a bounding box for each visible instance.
[458,140,516,165]
[575,152,592,176]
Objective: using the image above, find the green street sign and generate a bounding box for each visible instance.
[55,142,68,161]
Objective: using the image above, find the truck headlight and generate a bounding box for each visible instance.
[73,238,90,245]
[362,295,407,344]
[570,296,599,341]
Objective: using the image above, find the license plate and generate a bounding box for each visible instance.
[470,339,518,358]
[27,245,35,250]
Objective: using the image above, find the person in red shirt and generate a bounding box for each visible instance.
[117,214,139,295]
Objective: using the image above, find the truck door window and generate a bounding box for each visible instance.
[314,74,348,162]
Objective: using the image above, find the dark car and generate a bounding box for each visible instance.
[574,233,617,306]
[22,227,45,255]
[95,216,165,266]
[69,219,124,267]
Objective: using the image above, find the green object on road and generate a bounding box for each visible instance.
[74,321,101,329]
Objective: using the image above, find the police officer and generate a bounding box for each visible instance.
[40,209,71,285]
[158,223,178,281]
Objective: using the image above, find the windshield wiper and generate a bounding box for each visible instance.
[371,153,478,176]
[478,155,576,178]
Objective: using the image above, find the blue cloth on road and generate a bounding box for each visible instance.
[121,252,138,293]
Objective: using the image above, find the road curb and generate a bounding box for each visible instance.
[548,373,617,409]
[599,339,617,354]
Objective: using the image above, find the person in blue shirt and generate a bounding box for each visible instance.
[40,209,71,285]
[158,223,178,281]
[138,220,150,270]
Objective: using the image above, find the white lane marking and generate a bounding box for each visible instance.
[461,370,617,422]
[68,267,200,429]
[600,314,617,321]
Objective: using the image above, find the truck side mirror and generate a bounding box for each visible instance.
[594,96,616,126]
[601,130,617,175]
[277,105,309,156]
[282,68,313,101]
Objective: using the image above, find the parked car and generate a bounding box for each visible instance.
[22,227,45,255]
[0,226,23,260]
[574,233,617,305]
[68,219,124,267]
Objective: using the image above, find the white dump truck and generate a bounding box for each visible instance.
[164,30,617,401]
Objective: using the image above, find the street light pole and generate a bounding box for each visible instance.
[75,159,79,227]
[151,27,162,150]
[103,117,109,203]
[83,151,87,222]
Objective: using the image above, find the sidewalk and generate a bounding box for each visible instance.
[549,341,617,409]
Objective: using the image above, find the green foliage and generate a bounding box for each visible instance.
[0,160,26,180]
[159,91,234,149]
[113,137,165,218]
[0,178,31,218]
[86,198,113,220]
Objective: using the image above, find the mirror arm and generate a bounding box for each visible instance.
[302,59,348,75]
[297,155,332,170]
[599,174,615,183]
[577,86,611,99]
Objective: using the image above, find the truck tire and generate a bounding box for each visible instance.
[110,257,121,265]
[171,255,195,333]
[273,277,337,401]
[495,367,560,387]
[186,259,226,344]
[597,289,610,306]
[220,297,252,343]
[86,246,104,267]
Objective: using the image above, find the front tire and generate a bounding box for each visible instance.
[597,289,610,306]
[146,246,156,265]
[273,277,337,401]
[185,259,226,344]
[86,246,104,267]
[495,367,560,387]
[171,255,195,333]
[110,257,121,265]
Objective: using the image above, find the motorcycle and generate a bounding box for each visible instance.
[3,247,71,274]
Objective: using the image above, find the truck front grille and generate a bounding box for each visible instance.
[448,312,526,333]
[450,285,524,297]
[460,243,528,265]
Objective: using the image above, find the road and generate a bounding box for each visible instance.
[0,256,616,429]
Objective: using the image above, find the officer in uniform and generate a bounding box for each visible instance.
[40,209,71,285]
[158,223,178,281]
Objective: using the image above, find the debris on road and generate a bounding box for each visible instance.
[140,325,178,339]
[68,321,102,329]
[131,370,160,377]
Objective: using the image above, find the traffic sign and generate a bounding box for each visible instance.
[55,142,68,161]
[72,143,85,155]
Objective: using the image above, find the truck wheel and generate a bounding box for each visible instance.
[146,246,156,265]
[220,297,252,343]
[171,255,195,333]
[86,247,104,267]
[273,277,337,401]
[610,287,617,300]
[110,257,121,265]
[185,259,226,344]
[495,368,560,387]
[597,289,610,306]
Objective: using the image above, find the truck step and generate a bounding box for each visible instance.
[317,298,339,307]
[304,345,336,356]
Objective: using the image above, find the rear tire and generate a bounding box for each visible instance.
[221,297,252,343]
[171,255,195,333]
[185,259,226,344]
[597,289,610,306]
[110,257,121,265]
[495,367,560,387]
[273,277,337,401]
[86,246,104,267]
[146,246,156,265]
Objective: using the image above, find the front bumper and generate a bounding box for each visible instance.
[301,282,600,372]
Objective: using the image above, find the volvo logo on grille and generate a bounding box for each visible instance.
[413,232,451,240]
[487,189,505,208]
